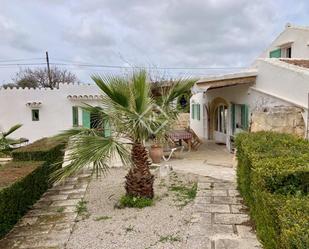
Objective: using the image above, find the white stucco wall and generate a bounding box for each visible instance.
[258,25,309,59]
[254,59,309,109]
[190,92,205,138]
[0,84,102,142]
[190,79,298,142]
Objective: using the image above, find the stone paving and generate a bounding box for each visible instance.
[0,171,91,249]
[166,141,262,248]
[184,176,262,249]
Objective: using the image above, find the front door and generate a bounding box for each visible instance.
[214,104,227,144]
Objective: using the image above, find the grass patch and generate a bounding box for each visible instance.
[56,207,65,213]
[159,234,182,243]
[118,195,153,209]
[169,182,197,207]
[76,199,88,215]
[124,225,135,233]
[94,215,112,221]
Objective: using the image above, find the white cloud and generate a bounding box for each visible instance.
[0,0,308,83]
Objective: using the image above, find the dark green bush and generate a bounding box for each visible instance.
[236,131,309,249]
[12,137,65,163]
[0,137,66,238]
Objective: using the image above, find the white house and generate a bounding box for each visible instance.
[0,83,107,142]
[190,24,309,150]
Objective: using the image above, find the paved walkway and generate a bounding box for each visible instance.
[168,141,262,249]
[0,171,91,249]
[169,142,236,182]
[185,176,262,249]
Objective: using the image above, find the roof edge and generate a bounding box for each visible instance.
[196,70,258,84]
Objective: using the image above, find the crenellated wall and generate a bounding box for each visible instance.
[0,83,102,142]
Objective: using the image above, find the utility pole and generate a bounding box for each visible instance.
[45,51,53,88]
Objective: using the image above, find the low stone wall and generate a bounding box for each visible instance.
[173,113,190,130]
[251,106,305,137]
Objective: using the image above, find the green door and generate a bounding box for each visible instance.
[82,110,90,128]
[103,118,111,137]
[72,106,79,127]
[241,105,249,130]
[231,103,236,134]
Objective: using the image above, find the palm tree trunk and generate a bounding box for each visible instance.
[125,142,154,199]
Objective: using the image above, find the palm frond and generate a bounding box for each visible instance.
[2,124,22,137]
[161,78,196,108]
[51,135,131,182]
[91,74,130,108]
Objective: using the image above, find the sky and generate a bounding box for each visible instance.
[0,0,308,84]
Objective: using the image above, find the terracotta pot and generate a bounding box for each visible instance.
[149,145,163,163]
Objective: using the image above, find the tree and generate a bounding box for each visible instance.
[4,67,78,88]
[53,70,196,199]
[0,124,22,155]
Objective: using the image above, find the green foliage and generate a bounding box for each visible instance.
[159,234,182,243]
[0,124,22,155]
[169,182,197,207]
[76,199,88,215]
[235,131,309,249]
[12,137,66,163]
[94,215,112,221]
[0,137,65,239]
[119,195,153,208]
[56,207,65,213]
[53,70,196,183]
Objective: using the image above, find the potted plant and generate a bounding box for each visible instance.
[149,137,164,163]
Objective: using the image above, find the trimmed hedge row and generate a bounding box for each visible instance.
[236,131,309,249]
[0,137,65,238]
[12,137,65,162]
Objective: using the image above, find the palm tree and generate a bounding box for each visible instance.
[0,124,23,155]
[54,70,196,198]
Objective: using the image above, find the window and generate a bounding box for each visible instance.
[191,104,200,120]
[72,106,79,127]
[269,48,281,58]
[32,109,39,121]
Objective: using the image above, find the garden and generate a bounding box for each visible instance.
[236,131,309,249]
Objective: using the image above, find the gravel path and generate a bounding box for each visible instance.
[66,168,197,249]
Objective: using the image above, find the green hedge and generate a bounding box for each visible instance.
[12,137,65,162]
[236,131,309,249]
[0,137,66,238]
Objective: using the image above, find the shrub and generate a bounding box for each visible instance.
[12,137,65,163]
[119,195,153,208]
[0,137,66,239]
[236,131,309,249]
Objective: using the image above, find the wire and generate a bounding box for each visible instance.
[0,58,44,62]
[0,62,246,70]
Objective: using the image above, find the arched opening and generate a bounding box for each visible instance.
[209,97,229,143]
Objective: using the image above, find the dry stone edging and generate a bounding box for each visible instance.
[185,176,262,249]
[0,170,91,249]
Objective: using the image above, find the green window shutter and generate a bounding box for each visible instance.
[270,48,281,58]
[82,110,90,128]
[191,104,195,119]
[241,105,249,130]
[231,103,236,133]
[197,104,200,121]
[103,118,111,137]
[72,106,79,127]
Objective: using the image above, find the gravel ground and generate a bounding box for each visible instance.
[66,168,197,249]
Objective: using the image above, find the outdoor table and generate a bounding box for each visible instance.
[169,130,193,151]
